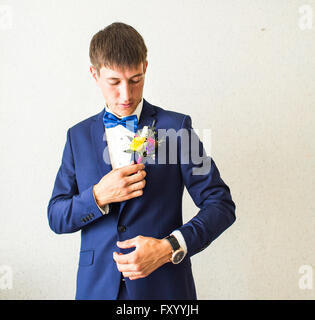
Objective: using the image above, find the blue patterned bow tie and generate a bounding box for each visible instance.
[103,111,138,133]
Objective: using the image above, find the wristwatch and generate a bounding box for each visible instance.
[164,235,185,264]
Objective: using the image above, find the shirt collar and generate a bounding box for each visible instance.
[105,98,143,120]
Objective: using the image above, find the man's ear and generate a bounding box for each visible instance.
[90,65,99,82]
[143,60,148,74]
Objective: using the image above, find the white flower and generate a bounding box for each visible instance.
[140,126,149,138]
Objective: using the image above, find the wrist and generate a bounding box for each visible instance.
[164,234,186,264]
[160,239,173,264]
[93,184,107,207]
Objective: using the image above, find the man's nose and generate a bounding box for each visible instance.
[119,82,131,101]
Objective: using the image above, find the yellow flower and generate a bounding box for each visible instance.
[130,136,146,152]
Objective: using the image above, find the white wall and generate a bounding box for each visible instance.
[0,0,314,299]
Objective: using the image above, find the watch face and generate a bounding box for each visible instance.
[173,250,185,264]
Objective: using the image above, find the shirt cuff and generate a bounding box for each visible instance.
[97,203,110,215]
[171,230,187,256]
[92,186,110,215]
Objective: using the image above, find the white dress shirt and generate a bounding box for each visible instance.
[93,98,187,256]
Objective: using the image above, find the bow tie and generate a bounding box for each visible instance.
[103,111,138,133]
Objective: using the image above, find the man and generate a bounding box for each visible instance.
[47,22,236,300]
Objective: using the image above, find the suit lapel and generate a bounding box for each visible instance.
[90,108,113,179]
[137,99,157,131]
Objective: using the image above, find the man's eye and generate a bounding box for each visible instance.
[108,78,141,85]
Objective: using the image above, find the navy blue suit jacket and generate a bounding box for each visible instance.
[47,98,236,300]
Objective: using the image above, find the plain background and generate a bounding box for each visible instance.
[0,0,314,299]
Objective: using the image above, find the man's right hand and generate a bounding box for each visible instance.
[93,161,146,207]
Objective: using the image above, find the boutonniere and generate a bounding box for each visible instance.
[124,120,163,164]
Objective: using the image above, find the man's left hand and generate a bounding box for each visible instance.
[113,235,173,280]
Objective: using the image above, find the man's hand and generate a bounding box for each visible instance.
[113,235,173,280]
[93,161,146,207]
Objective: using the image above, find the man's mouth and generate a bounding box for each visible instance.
[120,103,133,108]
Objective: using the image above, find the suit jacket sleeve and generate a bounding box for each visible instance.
[47,128,105,234]
[176,115,236,258]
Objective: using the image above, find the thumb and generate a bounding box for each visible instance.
[117,238,137,249]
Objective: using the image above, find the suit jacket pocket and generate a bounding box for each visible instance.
[79,250,94,266]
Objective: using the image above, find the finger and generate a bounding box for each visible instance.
[129,160,138,175]
[125,170,146,186]
[113,251,134,264]
[113,251,124,257]
[116,238,137,249]
[117,263,139,273]
[122,271,142,278]
[129,273,148,280]
[120,163,145,176]
[126,179,146,194]
[119,189,143,202]
[129,275,145,280]
[113,251,125,263]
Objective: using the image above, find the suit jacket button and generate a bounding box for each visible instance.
[117,225,126,232]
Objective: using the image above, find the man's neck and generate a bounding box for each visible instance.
[105,98,143,119]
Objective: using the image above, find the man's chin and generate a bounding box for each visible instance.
[117,105,137,116]
[107,102,138,117]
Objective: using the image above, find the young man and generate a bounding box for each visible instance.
[47,22,236,300]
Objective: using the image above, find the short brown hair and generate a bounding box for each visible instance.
[89,22,147,76]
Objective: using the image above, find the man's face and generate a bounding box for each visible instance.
[90,61,148,117]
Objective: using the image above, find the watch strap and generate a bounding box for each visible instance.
[165,235,180,251]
